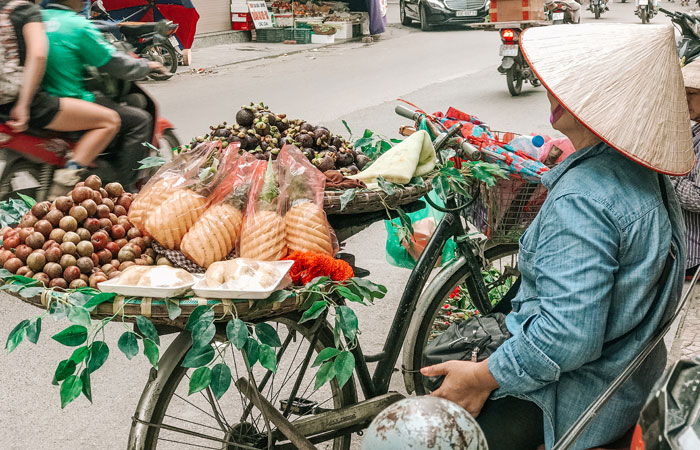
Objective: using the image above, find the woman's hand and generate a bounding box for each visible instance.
[420,360,499,417]
[7,102,29,133]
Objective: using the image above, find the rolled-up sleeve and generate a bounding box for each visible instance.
[488,193,620,395]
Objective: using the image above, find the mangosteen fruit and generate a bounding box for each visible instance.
[355,154,371,170]
[312,154,335,172]
[297,132,314,148]
[236,108,255,127]
[302,148,315,162]
[331,136,344,148]
[300,122,315,133]
[336,149,354,167]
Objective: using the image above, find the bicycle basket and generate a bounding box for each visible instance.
[466,178,548,243]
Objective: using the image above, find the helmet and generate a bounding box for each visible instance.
[362,397,488,450]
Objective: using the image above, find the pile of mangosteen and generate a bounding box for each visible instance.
[180,102,371,176]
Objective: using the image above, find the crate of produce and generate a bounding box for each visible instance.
[254,27,286,43]
[326,21,353,39]
[284,27,312,44]
[273,12,294,27]
[311,33,335,44]
[231,12,253,31]
[489,0,545,22]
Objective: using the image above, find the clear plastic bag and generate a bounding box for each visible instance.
[238,159,287,261]
[180,152,257,268]
[143,142,239,250]
[279,145,338,256]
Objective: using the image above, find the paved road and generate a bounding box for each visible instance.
[0,3,690,449]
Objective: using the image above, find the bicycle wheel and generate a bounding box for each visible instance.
[130,313,357,450]
[403,244,519,396]
[143,43,178,81]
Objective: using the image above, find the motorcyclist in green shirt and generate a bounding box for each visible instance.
[41,0,165,193]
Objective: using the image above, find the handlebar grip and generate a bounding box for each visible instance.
[395,105,418,120]
[460,141,482,161]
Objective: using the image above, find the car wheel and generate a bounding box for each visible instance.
[420,3,433,31]
[400,0,413,25]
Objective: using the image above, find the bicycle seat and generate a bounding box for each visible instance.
[119,22,157,37]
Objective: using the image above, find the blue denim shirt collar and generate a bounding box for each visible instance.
[541,142,610,190]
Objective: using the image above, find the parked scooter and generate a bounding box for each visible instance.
[635,0,656,24]
[0,59,179,201]
[660,8,700,64]
[90,0,180,81]
[590,0,607,19]
[498,27,541,96]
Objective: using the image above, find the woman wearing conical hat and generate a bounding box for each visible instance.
[422,24,693,450]
[674,60,700,279]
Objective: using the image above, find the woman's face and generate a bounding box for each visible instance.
[686,88,700,121]
[546,92,575,134]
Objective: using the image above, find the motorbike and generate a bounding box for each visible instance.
[660,8,700,65]
[89,0,180,81]
[498,27,541,96]
[635,0,656,24]
[590,0,607,19]
[0,40,180,202]
[546,0,581,24]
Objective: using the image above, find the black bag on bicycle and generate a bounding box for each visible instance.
[422,312,512,391]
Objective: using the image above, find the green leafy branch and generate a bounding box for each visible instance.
[0,194,34,228]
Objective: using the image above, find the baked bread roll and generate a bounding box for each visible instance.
[116,265,195,287]
[239,210,286,261]
[285,201,333,255]
[145,188,207,250]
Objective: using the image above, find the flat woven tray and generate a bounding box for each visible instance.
[323,181,432,215]
[7,287,304,328]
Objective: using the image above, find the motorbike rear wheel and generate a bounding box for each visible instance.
[594,6,600,19]
[143,43,178,81]
[641,8,648,24]
[506,64,523,96]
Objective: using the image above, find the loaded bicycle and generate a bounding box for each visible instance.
[124,105,539,449]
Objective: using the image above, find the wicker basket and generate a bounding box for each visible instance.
[7,287,307,328]
[466,178,547,243]
[323,181,432,215]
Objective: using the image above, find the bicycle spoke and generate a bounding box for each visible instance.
[163,414,226,433]
[173,392,219,423]
[156,437,221,449]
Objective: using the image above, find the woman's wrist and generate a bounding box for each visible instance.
[476,359,500,391]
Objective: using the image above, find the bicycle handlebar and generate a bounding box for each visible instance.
[395,105,419,121]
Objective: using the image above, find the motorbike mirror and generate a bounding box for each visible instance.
[90,0,108,18]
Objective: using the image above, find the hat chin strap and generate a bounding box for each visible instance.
[550,104,565,125]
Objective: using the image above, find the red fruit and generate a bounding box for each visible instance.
[71,186,92,204]
[3,234,19,250]
[54,196,74,213]
[16,266,32,277]
[102,198,114,212]
[80,199,97,217]
[49,278,68,289]
[32,272,50,286]
[0,227,11,238]
[109,213,119,225]
[31,201,50,219]
[110,259,120,270]
[91,190,103,205]
[95,204,110,219]
[129,237,145,252]
[117,194,132,211]
[0,249,13,265]
[26,232,45,250]
[97,249,112,265]
[3,258,22,274]
[117,217,131,231]
[105,242,120,255]
[18,227,34,243]
[115,238,128,248]
[42,240,57,251]
[127,227,142,240]
[15,245,32,263]
[114,205,127,217]
[83,218,101,233]
[99,218,112,232]
[111,224,126,240]
[45,246,62,263]
[90,253,100,267]
[19,214,38,228]
[69,279,88,289]
[63,266,81,283]
[45,209,64,228]
[91,231,109,251]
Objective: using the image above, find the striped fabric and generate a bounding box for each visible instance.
[671,122,700,269]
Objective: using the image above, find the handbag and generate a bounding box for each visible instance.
[423,173,675,393]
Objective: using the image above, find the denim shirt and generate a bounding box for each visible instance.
[488,143,686,449]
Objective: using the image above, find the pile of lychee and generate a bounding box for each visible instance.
[0,175,160,290]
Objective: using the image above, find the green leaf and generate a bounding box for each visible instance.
[49,301,68,321]
[396,207,414,235]
[25,317,42,344]
[341,119,352,136]
[299,291,322,311]
[80,369,92,403]
[67,291,93,307]
[17,193,36,207]
[440,148,457,163]
[339,188,357,211]
[0,268,13,279]
[352,278,387,299]
[19,286,44,298]
[312,347,340,367]
[334,351,355,389]
[68,306,91,328]
[333,315,342,348]
[362,129,374,139]
[305,276,330,289]
[166,299,182,320]
[377,140,392,155]
[83,292,116,311]
[69,346,89,365]
[354,137,373,149]
[243,338,259,368]
[258,343,277,373]
[255,323,281,348]
[137,156,166,170]
[188,367,212,395]
[60,375,83,409]
[191,320,216,349]
[87,341,109,374]
[377,176,396,196]
[299,301,327,324]
[136,316,160,345]
[265,289,293,304]
[314,360,336,390]
[143,338,159,370]
[210,363,232,400]
[182,344,215,368]
[53,359,76,385]
[432,175,450,202]
[118,332,139,360]
[6,319,29,353]
[186,306,214,331]
[226,319,248,350]
[336,306,358,342]
[52,325,88,347]
[335,286,362,303]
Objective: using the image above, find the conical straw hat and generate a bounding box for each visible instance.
[682,60,700,91]
[520,23,694,176]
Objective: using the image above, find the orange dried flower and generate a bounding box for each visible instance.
[285,251,354,285]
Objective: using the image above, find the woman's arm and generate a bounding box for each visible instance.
[7,22,47,133]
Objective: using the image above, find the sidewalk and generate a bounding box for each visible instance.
[669,282,700,362]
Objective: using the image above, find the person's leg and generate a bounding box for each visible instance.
[476,396,545,450]
[44,97,121,167]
